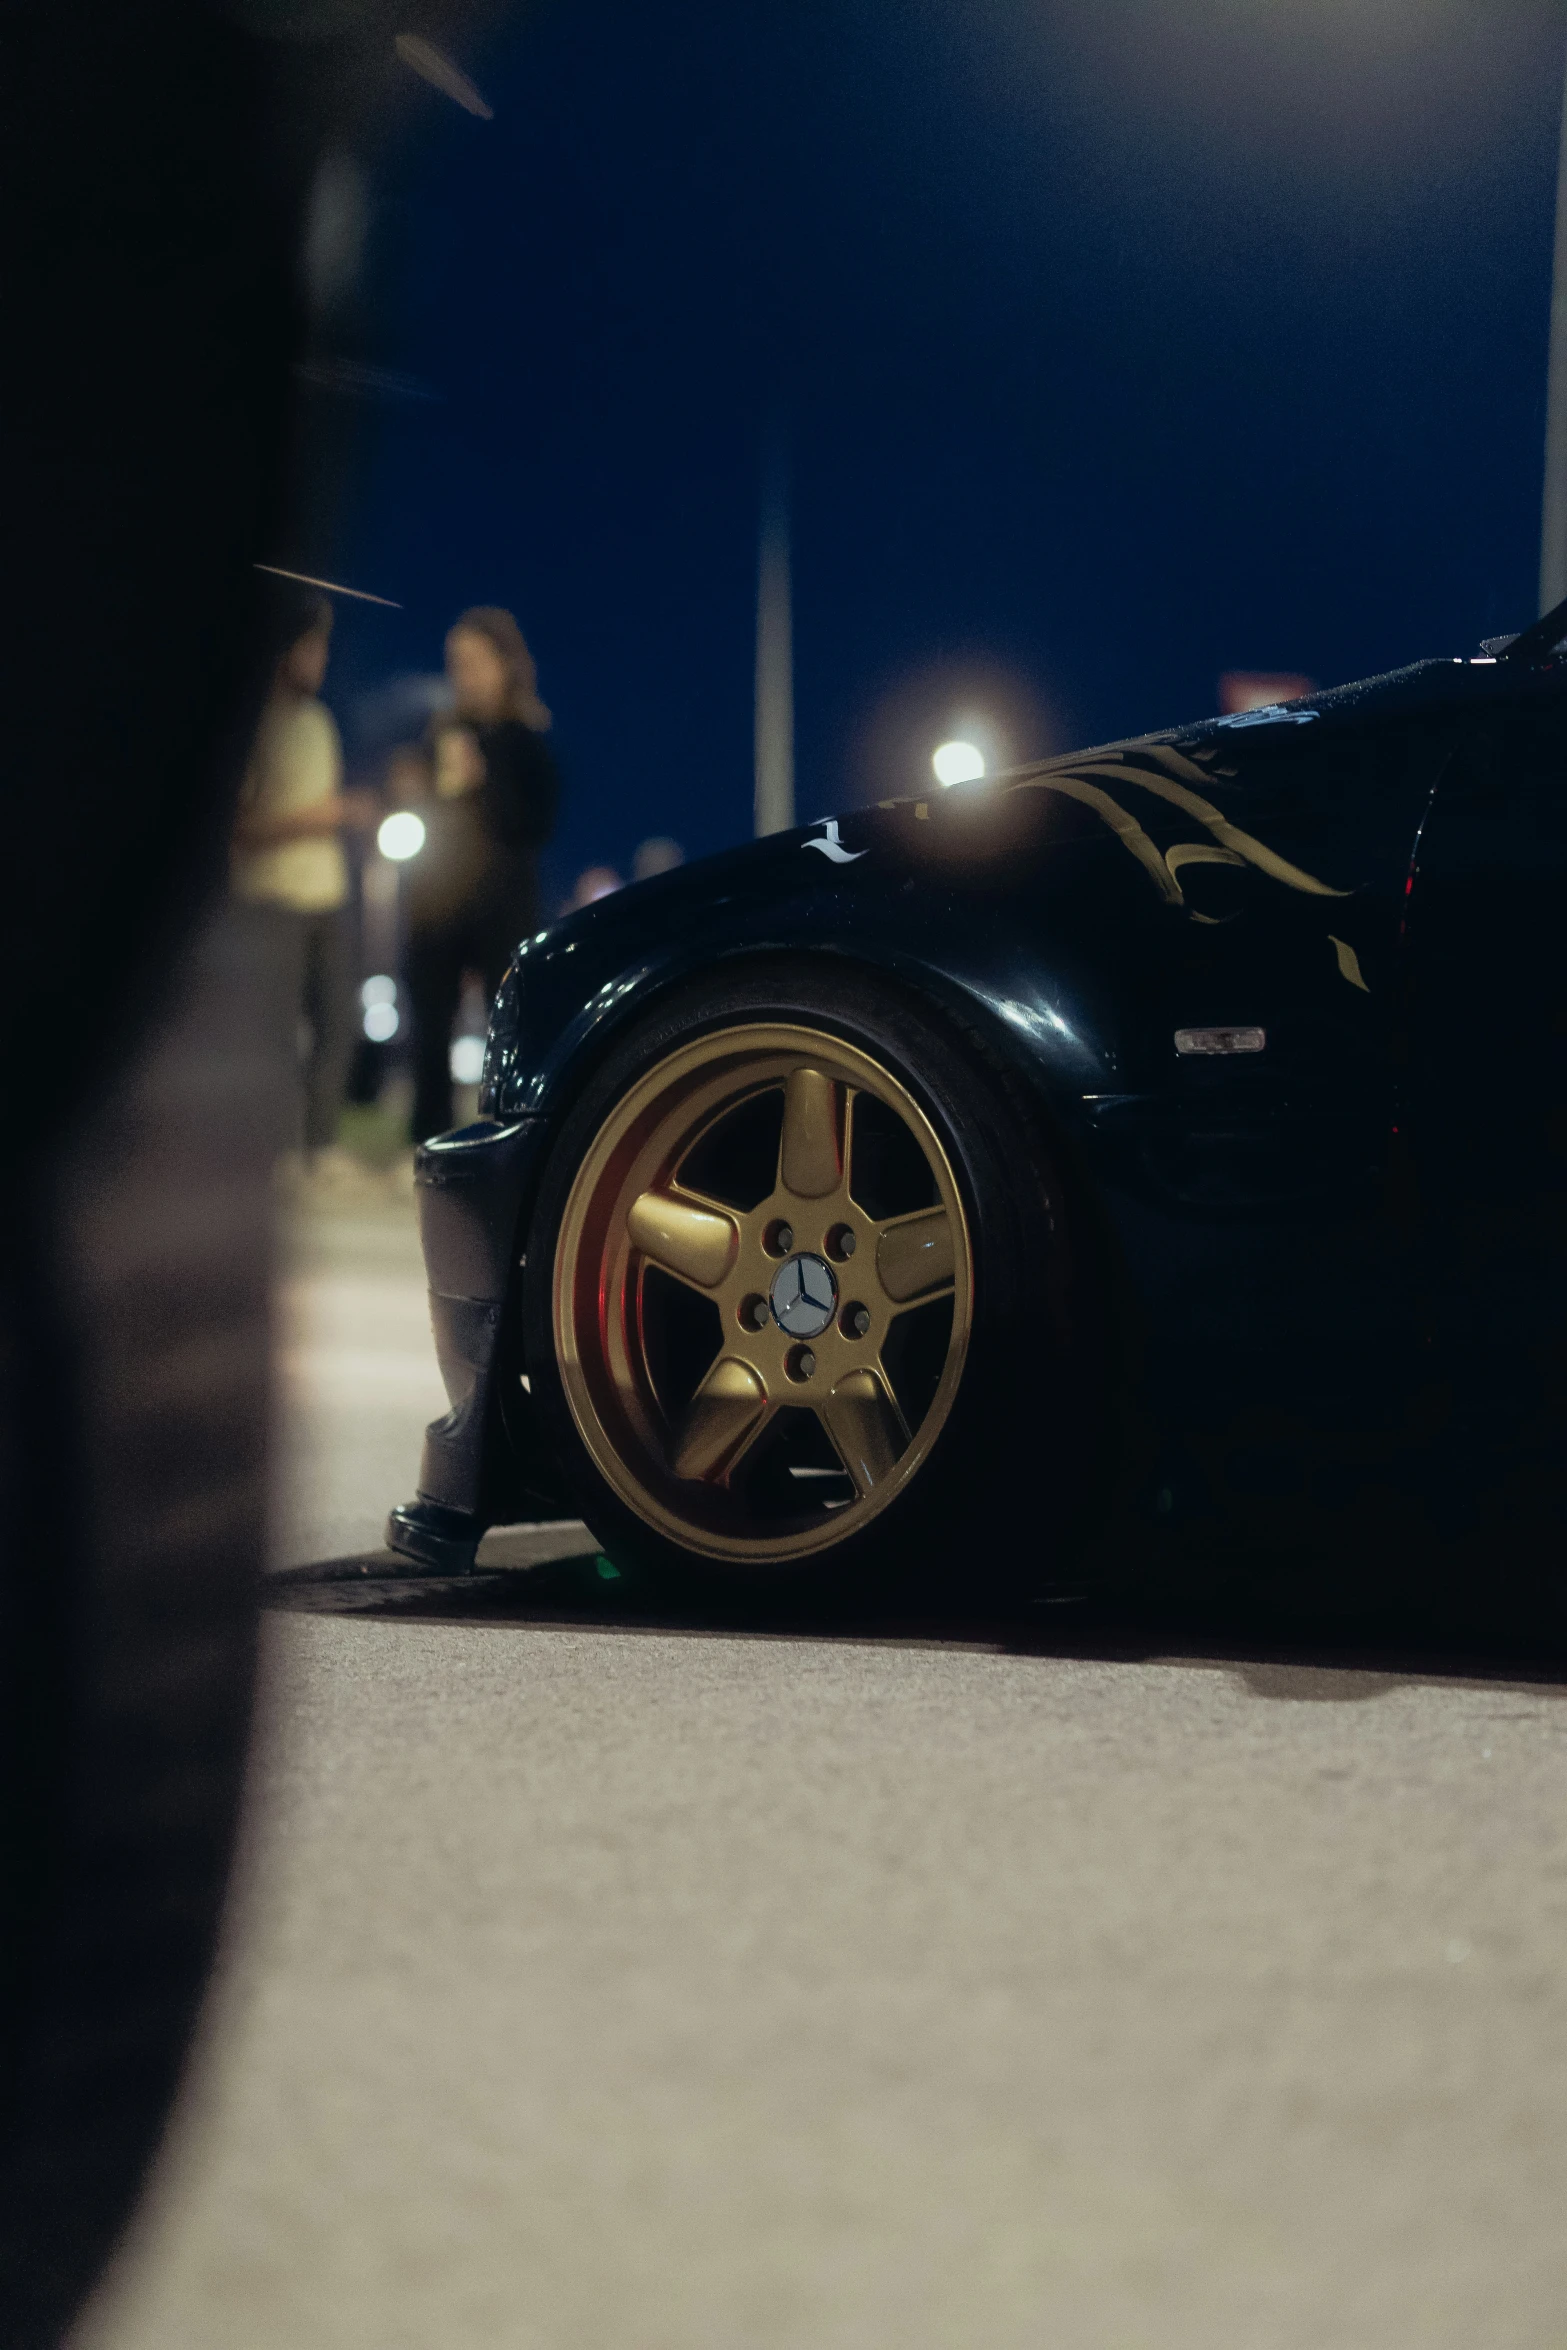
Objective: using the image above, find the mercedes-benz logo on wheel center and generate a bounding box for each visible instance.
[769,1252,838,1338]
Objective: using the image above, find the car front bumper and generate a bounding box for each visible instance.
[384,1117,551,1571]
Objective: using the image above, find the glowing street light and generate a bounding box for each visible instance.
[449,1034,486,1085]
[360,973,399,1042]
[932,738,986,787]
[377,809,426,862]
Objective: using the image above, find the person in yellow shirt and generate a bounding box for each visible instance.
[232,593,374,1162]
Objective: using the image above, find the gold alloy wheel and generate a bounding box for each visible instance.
[552,1023,974,1562]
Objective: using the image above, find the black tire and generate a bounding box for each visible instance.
[0,917,278,2350]
[522,961,1109,1602]
[2,5,506,2336]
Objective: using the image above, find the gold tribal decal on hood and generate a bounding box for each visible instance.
[1006,742,1350,917]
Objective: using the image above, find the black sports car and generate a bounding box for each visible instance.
[388,607,1567,1604]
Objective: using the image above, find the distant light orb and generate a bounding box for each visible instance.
[933,739,986,787]
[449,1034,486,1085]
[378,810,426,861]
[360,973,397,1008]
[363,1001,399,1043]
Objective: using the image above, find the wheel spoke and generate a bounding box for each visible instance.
[669,1356,770,1482]
[820,1368,908,1494]
[779,1067,841,1198]
[627,1189,738,1288]
[875,1206,953,1303]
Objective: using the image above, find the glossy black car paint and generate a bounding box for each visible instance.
[389,649,1567,1595]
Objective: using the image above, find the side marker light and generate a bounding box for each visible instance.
[1174,1026,1266,1056]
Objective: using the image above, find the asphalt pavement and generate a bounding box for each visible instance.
[75,1187,1567,2350]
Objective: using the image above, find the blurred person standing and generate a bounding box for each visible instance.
[632,835,684,882]
[402,606,559,1142]
[232,590,373,1170]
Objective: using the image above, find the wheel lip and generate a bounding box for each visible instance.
[551,1019,975,1564]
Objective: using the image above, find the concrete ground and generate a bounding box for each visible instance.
[76,1193,1567,2350]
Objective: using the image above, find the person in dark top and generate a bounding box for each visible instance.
[401,606,559,1141]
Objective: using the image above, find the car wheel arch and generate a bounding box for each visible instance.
[480,942,1134,1526]
[517,936,1100,1162]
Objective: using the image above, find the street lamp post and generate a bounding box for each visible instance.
[754,415,795,836]
[1541,41,1567,614]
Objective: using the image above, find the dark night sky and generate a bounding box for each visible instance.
[317,0,1567,904]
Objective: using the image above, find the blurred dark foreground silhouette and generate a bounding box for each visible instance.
[0,6,508,2345]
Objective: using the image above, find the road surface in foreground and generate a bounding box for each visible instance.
[77,1194,1567,2350]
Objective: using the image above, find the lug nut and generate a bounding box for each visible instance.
[844,1305,871,1338]
[785,1344,817,1382]
[772,1221,795,1255]
[835,1226,857,1259]
[742,1295,770,1330]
